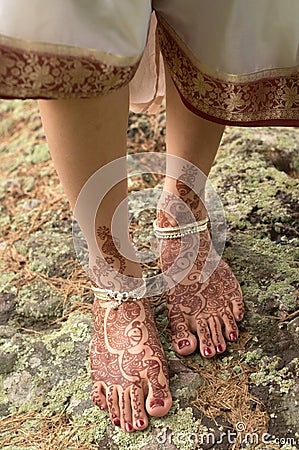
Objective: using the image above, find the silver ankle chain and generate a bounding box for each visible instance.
[153,217,209,239]
[91,280,147,309]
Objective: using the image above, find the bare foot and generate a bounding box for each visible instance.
[90,298,172,432]
[158,223,244,357]
[88,225,172,431]
[156,177,244,358]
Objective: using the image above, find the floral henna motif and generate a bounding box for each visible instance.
[158,165,206,227]
[90,298,171,429]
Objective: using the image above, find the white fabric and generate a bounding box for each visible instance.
[0,0,151,58]
[155,0,299,73]
[131,0,299,112]
[1,0,298,112]
[2,0,298,71]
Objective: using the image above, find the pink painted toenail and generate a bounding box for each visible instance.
[229,332,238,341]
[178,339,190,349]
[216,345,223,353]
[150,399,164,408]
[203,347,212,356]
[100,405,105,410]
[113,418,120,426]
[137,419,144,428]
[125,423,133,432]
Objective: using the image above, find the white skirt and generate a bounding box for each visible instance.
[0,0,298,126]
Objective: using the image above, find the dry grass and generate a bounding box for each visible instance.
[186,333,271,450]
[0,411,100,450]
[0,101,282,450]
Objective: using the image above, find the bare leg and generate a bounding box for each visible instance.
[38,89,172,432]
[157,67,244,357]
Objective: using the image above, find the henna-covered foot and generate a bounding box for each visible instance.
[90,298,172,432]
[158,226,243,358]
[157,171,244,358]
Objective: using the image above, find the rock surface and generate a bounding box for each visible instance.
[0,100,298,449]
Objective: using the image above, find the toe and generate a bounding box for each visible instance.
[168,306,197,355]
[208,316,226,354]
[130,385,148,430]
[146,392,172,418]
[172,327,198,356]
[106,386,121,427]
[196,318,216,358]
[231,290,245,322]
[222,309,239,342]
[146,362,172,418]
[91,381,107,410]
[119,388,134,432]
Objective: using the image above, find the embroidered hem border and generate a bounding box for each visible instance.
[0,35,140,99]
[156,16,299,126]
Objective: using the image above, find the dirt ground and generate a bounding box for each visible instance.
[0,99,298,450]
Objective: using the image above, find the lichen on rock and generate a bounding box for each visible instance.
[0,100,298,449]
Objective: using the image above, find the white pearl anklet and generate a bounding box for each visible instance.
[153,217,209,239]
[91,280,147,309]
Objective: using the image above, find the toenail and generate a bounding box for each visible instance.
[136,419,145,428]
[150,399,164,408]
[203,347,212,356]
[178,339,190,349]
[216,344,223,353]
[100,405,105,410]
[113,418,120,426]
[125,423,133,432]
[229,332,238,342]
[238,314,243,321]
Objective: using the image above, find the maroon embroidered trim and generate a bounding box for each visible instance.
[157,19,299,126]
[0,44,139,99]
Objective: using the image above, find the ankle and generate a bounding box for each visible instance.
[88,222,143,290]
[157,180,207,228]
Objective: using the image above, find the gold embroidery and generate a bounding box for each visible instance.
[0,34,139,67]
[0,39,139,99]
[157,16,299,124]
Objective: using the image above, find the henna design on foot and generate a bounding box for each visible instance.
[90,298,172,431]
[96,225,126,274]
[157,170,244,358]
[89,226,172,431]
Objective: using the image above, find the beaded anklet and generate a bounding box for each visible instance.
[153,217,209,239]
[91,280,146,309]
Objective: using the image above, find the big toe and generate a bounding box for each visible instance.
[169,317,198,355]
[222,310,239,342]
[146,365,172,417]
[172,329,198,356]
[208,316,227,354]
[146,392,172,418]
